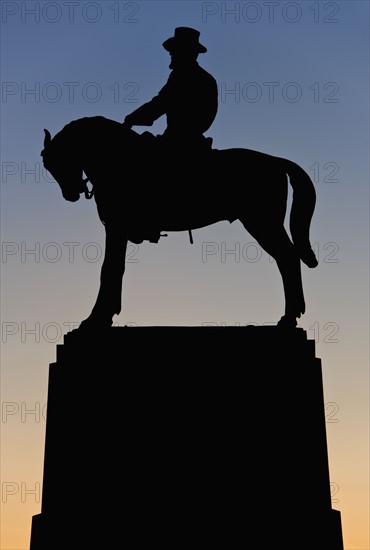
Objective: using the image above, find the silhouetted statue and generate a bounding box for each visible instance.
[123,27,218,155]
[33,29,344,550]
[41,115,318,331]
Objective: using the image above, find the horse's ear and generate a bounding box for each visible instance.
[44,129,52,146]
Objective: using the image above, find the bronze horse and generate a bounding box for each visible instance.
[41,116,318,329]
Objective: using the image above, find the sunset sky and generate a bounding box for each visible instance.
[1,1,369,548]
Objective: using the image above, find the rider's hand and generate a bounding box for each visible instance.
[122,116,133,128]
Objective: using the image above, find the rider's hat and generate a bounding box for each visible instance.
[162,27,207,54]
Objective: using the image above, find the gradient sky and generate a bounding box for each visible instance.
[1,1,369,548]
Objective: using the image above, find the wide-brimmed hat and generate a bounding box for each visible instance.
[162,27,207,53]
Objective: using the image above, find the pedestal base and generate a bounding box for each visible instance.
[30,326,344,549]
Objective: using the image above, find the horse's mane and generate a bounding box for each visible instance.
[52,116,131,150]
[55,116,112,140]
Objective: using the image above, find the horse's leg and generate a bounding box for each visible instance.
[275,247,305,328]
[240,221,305,327]
[79,224,128,330]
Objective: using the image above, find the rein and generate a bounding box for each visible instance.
[81,177,94,199]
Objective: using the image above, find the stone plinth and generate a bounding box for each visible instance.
[30,326,343,549]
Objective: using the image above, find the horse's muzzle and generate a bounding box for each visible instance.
[63,191,80,202]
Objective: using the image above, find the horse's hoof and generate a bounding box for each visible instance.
[277,315,297,329]
[77,316,113,333]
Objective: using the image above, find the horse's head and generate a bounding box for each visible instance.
[41,128,87,202]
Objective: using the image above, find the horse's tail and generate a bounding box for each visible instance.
[285,160,319,268]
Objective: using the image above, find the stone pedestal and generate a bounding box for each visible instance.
[30,326,343,548]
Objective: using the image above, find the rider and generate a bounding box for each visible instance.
[122,27,218,245]
[123,27,218,154]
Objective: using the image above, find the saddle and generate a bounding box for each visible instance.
[139,130,214,156]
[125,131,215,245]
[123,131,216,244]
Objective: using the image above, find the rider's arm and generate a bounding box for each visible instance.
[124,79,170,127]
